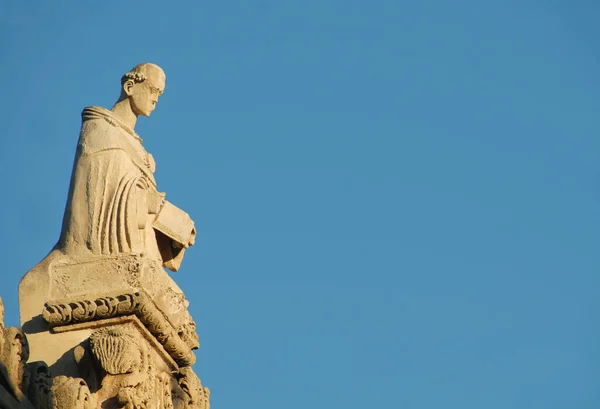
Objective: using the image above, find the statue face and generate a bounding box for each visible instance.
[127,66,166,117]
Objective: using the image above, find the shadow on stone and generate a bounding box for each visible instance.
[21,316,47,336]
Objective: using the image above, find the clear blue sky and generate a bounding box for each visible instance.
[1,1,600,407]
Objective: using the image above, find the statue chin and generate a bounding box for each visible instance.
[135,109,153,117]
[132,103,155,117]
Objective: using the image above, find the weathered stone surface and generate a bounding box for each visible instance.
[19,63,196,343]
[42,289,196,367]
[50,376,94,409]
[26,363,52,409]
[4,64,210,409]
[0,297,37,409]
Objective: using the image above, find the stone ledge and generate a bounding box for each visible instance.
[52,315,178,372]
[42,289,195,367]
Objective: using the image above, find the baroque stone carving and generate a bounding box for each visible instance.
[12,64,210,409]
[2,327,29,400]
[42,290,196,367]
[19,62,199,377]
[55,62,195,272]
[89,328,146,376]
[87,326,154,408]
[177,367,210,409]
[177,320,199,351]
[0,298,38,409]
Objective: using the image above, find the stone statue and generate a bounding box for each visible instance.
[27,63,195,274]
[11,64,209,409]
[59,63,195,271]
[20,63,198,366]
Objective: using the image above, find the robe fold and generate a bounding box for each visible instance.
[18,105,196,365]
[58,106,168,268]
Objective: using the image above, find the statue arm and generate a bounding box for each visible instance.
[146,188,166,216]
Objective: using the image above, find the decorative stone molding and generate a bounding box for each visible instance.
[0,297,37,409]
[177,367,210,409]
[42,289,196,367]
[2,327,29,400]
[59,315,178,373]
[178,321,200,351]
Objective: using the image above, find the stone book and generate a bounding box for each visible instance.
[153,200,196,249]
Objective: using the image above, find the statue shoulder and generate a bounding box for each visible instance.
[76,106,157,185]
[79,106,130,156]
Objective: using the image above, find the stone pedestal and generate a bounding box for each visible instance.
[20,254,196,365]
[10,288,209,409]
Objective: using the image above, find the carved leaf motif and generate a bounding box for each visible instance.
[89,328,141,375]
[71,300,96,321]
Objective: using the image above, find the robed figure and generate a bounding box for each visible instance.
[60,63,195,270]
[19,64,196,364]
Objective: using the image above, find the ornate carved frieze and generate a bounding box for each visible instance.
[42,290,196,367]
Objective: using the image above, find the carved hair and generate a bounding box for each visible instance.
[120,63,163,85]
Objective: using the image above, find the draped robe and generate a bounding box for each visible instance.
[18,106,196,365]
[57,106,191,270]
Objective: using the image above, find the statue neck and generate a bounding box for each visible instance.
[111,98,138,130]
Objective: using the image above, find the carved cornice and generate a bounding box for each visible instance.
[42,290,195,367]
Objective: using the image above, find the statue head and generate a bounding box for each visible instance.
[119,63,166,117]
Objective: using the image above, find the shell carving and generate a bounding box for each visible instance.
[89,328,141,375]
